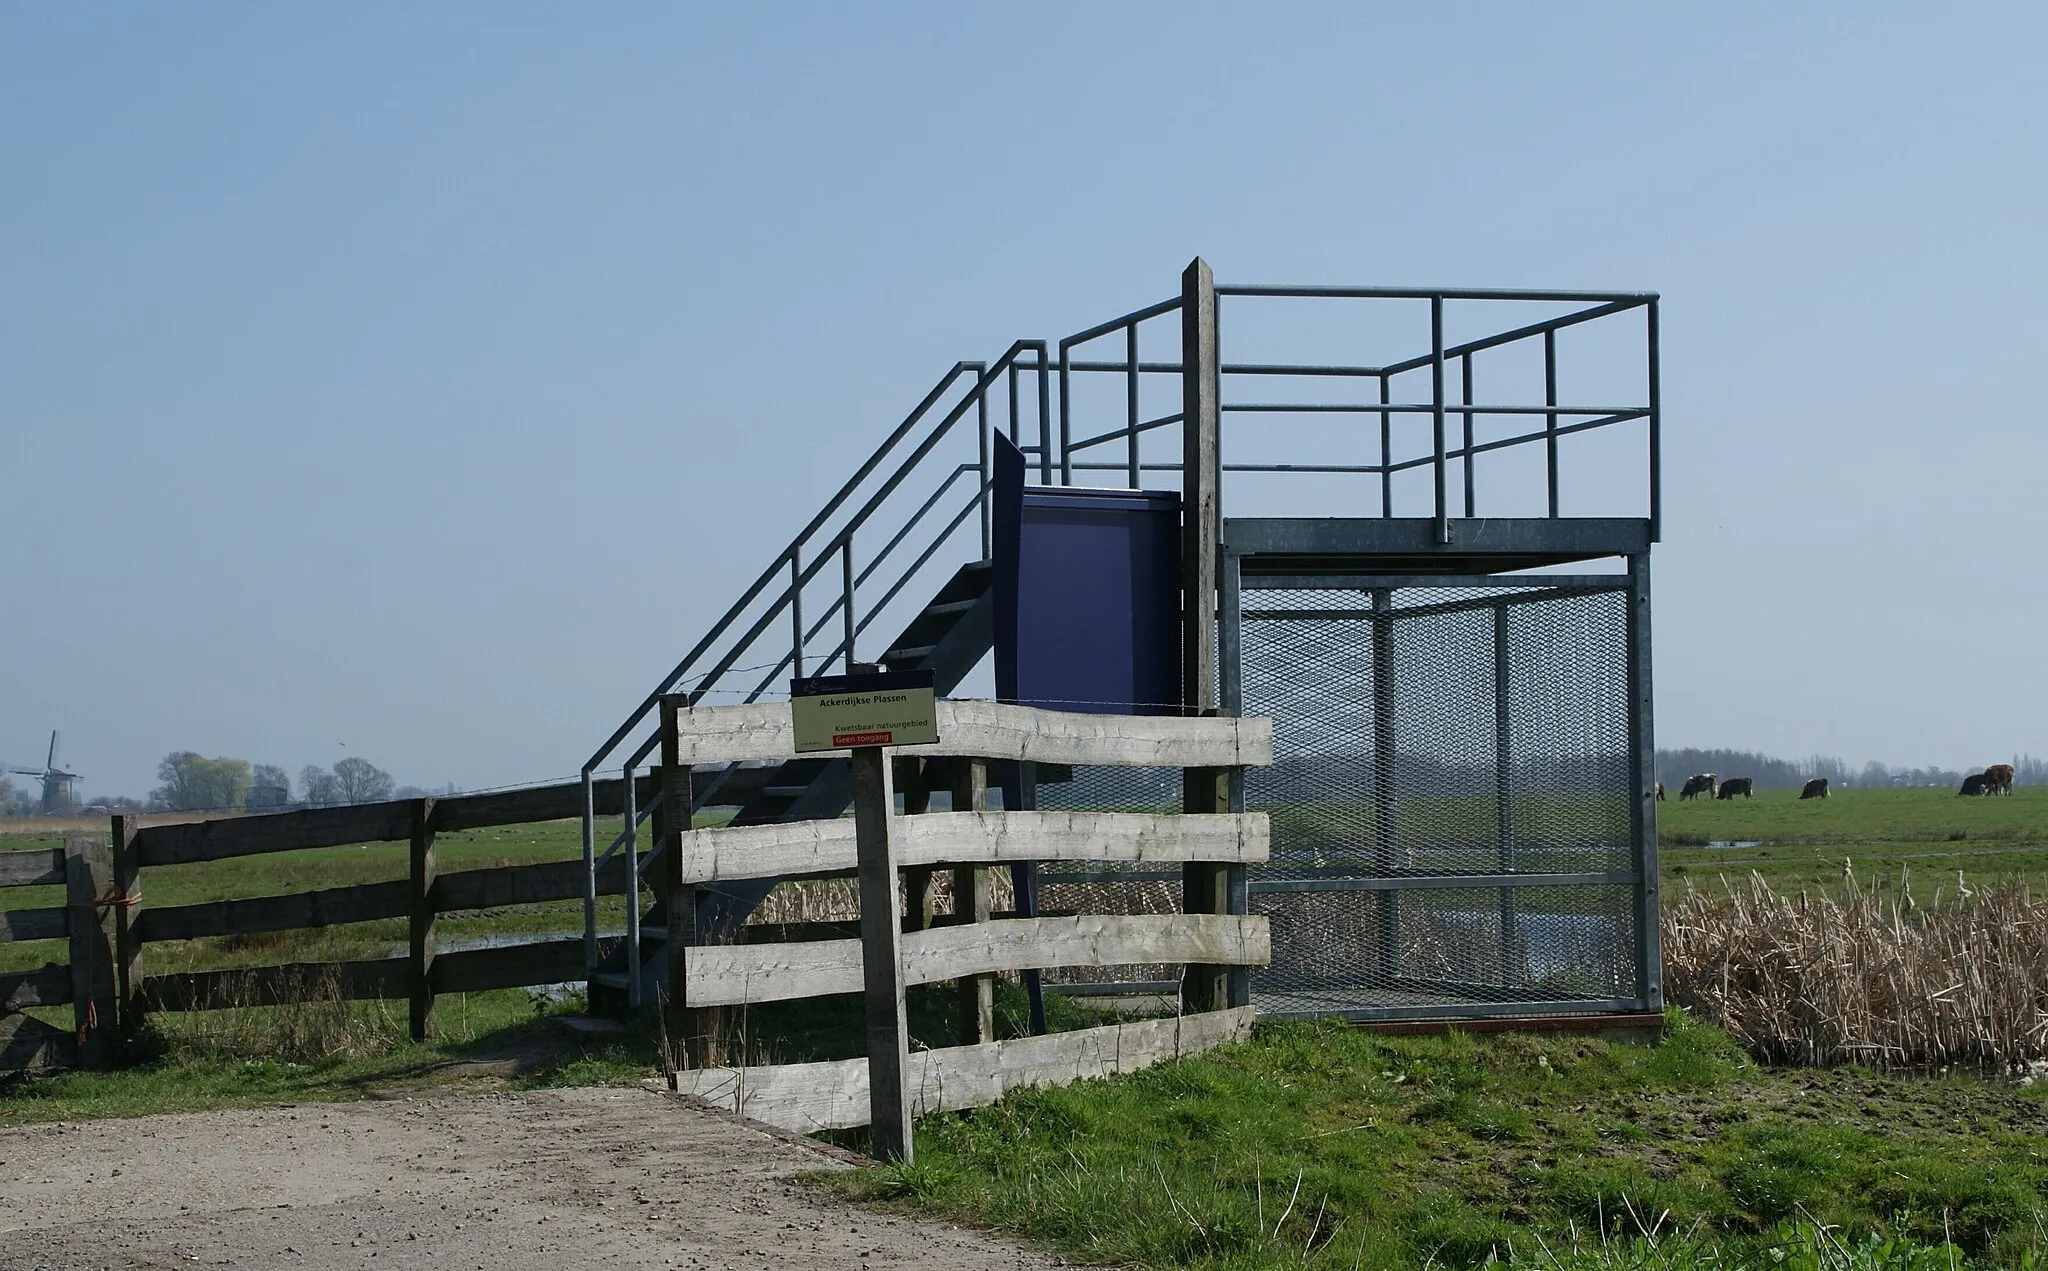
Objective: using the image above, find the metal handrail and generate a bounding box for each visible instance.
[580,275,1662,986]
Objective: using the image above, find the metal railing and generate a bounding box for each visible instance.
[580,273,1661,987]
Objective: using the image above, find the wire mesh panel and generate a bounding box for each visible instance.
[1033,764,1184,994]
[1239,577,1647,1019]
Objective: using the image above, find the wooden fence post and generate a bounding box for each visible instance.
[949,758,994,1045]
[109,814,143,1038]
[409,798,437,1041]
[896,757,935,932]
[658,697,713,1067]
[1181,766,1231,1015]
[65,836,117,1068]
[851,746,912,1164]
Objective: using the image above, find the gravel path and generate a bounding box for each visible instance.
[0,1087,1062,1271]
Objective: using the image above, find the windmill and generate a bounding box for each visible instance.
[5,731,79,813]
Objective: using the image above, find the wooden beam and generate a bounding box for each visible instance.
[949,758,993,1045]
[430,937,608,994]
[409,798,436,1041]
[1182,766,1232,1014]
[0,848,65,888]
[684,913,1269,1008]
[133,803,414,867]
[109,814,143,1035]
[1181,256,1221,719]
[851,747,912,1164]
[436,855,630,912]
[658,697,713,1067]
[677,1006,1255,1134]
[0,1012,76,1071]
[65,837,117,1068]
[139,958,409,1011]
[664,698,1273,769]
[670,809,1269,886]
[0,907,68,942]
[138,880,410,943]
[0,962,71,1010]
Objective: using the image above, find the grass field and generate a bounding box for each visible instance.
[829,1011,2048,1269]
[1659,786,2048,904]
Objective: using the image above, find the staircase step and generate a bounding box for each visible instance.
[882,644,936,664]
[762,785,810,799]
[640,924,667,941]
[924,599,979,616]
[590,971,631,991]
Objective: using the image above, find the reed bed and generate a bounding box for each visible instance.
[1663,869,2048,1070]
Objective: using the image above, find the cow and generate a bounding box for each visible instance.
[1717,776,1755,800]
[1678,773,1716,801]
[1799,778,1830,800]
[1984,764,2014,796]
[1655,781,1666,802]
[1959,773,1988,797]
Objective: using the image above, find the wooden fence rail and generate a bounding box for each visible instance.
[0,837,115,1070]
[650,695,1276,1163]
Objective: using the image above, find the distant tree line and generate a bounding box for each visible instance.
[1655,749,2048,791]
[133,751,433,813]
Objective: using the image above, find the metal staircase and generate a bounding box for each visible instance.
[578,263,1663,1017]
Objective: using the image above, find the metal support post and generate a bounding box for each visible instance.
[1431,296,1448,543]
[623,763,641,1009]
[1627,553,1662,1008]
[1492,603,1517,986]
[1371,587,1400,979]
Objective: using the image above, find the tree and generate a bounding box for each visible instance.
[151,752,252,812]
[299,765,342,808]
[332,757,395,805]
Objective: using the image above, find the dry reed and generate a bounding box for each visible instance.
[1663,869,2048,1070]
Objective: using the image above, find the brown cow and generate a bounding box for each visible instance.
[1799,778,1830,800]
[1678,774,1716,801]
[1959,773,1988,797]
[1655,781,1666,802]
[1984,764,2014,796]
[1717,776,1754,800]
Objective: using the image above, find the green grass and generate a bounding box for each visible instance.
[0,986,660,1126]
[830,1010,2048,1269]
[1659,787,2048,905]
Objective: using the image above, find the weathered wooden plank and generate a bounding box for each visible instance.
[139,958,408,1011]
[434,855,629,913]
[409,799,436,1041]
[428,776,646,833]
[0,848,65,888]
[431,938,601,994]
[66,837,118,1067]
[674,809,1268,886]
[666,698,1274,769]
[0,1011,77,1071]
[111,814,143,1034]
[0,963,71,1010]
[684,914,1270,1008]
[0,907,68,942]
[134,803,414,867]
[139,880,410,943]
[678,1006,1256,1133]
[851,748,912,1163]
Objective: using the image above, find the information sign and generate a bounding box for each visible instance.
[789,669,938,752]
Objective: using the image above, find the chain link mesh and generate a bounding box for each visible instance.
[1241,580,1643,1016]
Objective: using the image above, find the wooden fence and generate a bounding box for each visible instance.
[649,696,1275,1161]
[0,776,668,1071]
[1,837,117,1069]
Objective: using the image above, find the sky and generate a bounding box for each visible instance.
[4,4,2044,798]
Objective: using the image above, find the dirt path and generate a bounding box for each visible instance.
[0,1086,1062,1270]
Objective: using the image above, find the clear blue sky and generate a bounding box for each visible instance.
[5,5,2042,797]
